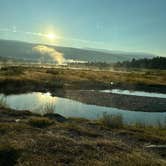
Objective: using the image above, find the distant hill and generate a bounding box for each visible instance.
[0,39,155,63]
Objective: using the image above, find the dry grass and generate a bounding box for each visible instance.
[99,113,124,129]
[0,66,166,89]
[28,117,54,128]
[0,109,165,166]
[34,102,55,115]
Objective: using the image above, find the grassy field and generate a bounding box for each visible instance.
[0,65,166,165]
[0,66,166,94]
[0,66,166,165]
[0,108,166,166]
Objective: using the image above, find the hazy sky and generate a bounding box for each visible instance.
[0,0,166,56]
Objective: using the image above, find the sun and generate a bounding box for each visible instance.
[46,33,58,40]
[47,33,55,40]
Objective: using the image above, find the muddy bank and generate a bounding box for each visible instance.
[0,78,166,95]
[54,90,166,112]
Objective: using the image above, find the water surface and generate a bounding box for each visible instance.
[1,92,166,125]
[99,89,166,98]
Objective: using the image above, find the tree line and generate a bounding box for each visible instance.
[114,57,166,70]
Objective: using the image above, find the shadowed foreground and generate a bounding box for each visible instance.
[0,108,166,166]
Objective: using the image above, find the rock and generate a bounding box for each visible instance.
[15,119,21,123]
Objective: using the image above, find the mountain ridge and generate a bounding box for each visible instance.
[0,39,155,63]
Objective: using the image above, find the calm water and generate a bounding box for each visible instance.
[99,89,166,98]
[1,92,166,125]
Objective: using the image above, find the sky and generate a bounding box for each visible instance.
[0,0,166,56]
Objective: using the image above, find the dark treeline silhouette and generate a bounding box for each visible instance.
[114,57,166,70]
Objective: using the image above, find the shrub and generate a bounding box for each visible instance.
[28,117,54,128]
[42,102,55,115]
[134,121,146,128]
[0,96,8,108]
[100,113,123,129]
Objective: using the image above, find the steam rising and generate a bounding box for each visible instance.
[33,45,65,65]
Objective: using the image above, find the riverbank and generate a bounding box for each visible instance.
[0,108,166,166]
[0,66,166,94]
[55,90,166,112]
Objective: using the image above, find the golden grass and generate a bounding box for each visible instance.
[1,66,166,86]
[28,117,54,128]
[0,109,165,166]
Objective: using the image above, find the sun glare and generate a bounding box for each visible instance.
[46,33,57,40]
